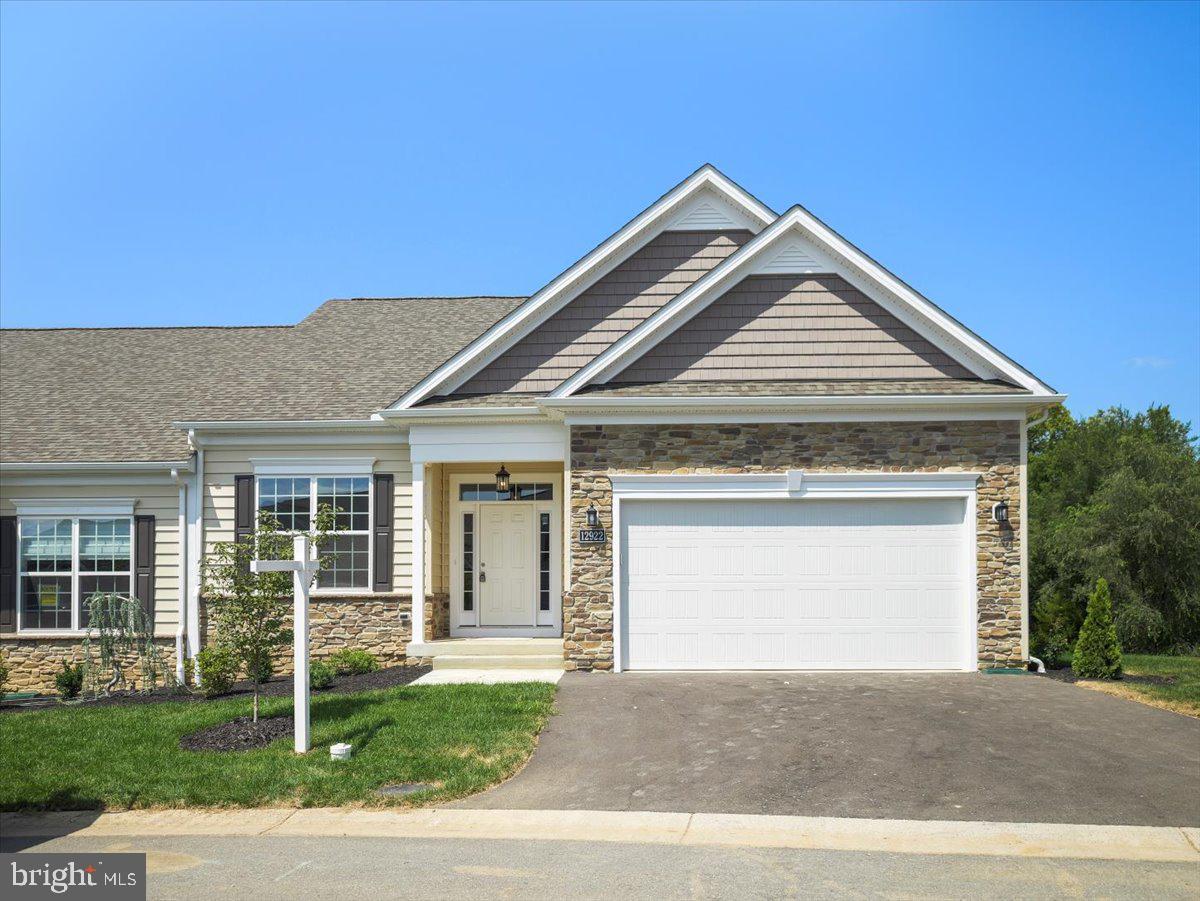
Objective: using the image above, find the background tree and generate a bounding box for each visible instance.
[201,508,333,721]
[1030,404,1200,660]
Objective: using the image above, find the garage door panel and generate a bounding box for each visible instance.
[621,498,970,670]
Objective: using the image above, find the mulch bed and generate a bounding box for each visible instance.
[0,664,431,712]
[180,715,295,752]
[1040,667,1176,686]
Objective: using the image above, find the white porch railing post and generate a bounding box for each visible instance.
[411,462,426,643]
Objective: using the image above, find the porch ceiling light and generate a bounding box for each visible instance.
[494,464,511,494]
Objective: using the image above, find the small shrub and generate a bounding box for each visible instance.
[197,645,240,698]
[1114,601,1167,653]
[1038,625,1074,669]
[55,659,85,700]
[309,661,336,690]
[328,648,379,676]
[1073,578,1123,679]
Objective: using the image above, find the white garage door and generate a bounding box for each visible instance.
[620,498,971,671]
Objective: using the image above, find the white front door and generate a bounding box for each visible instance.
[479,505,535,626]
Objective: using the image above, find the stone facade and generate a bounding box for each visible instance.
[565,421,1023,672]
[0,637,179,694]
[1,592,438,693]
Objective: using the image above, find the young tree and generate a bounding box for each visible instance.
[201,508,332,721]
[1072,578,1123,679]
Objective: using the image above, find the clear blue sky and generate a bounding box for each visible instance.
[2,1,1197,424]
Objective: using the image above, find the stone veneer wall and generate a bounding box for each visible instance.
[565,421,1022,672]
[1,593,441,693]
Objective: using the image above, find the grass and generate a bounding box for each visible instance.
[1076,654,1200,718]
[0,682,556,811]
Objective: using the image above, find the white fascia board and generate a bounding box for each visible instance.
[554,205,1058,397]
[376,406,543,420]
[388,165,776,410]
[0,460,193,473]
[173,419,391,431]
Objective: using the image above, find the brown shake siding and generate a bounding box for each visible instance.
[456,230,753,395]
[611,274,975,383]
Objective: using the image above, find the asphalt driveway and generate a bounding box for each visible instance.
[457,672,1200,826]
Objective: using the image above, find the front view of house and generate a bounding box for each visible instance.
[0,166,1062,690]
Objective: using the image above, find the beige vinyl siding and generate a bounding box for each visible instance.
[455,230,753,396]
[612,274,975,383]
[0,481,182,633]
[202,443,414,594]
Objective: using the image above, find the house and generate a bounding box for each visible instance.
[0,166,1062,691]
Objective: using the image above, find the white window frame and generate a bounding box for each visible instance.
[253,474,374,595]
[15,515,134,635]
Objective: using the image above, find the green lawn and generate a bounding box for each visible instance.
[1115,654,1200,716]
[0,682,556,811]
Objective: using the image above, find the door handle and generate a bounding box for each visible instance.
[479,564,486,583]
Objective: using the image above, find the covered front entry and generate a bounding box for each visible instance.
[450,472,562,636]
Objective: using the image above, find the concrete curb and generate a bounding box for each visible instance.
[3,808,1198,863]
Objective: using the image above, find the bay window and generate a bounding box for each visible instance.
[18,517,132,631]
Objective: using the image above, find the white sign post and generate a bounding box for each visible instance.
[251,534,320,753]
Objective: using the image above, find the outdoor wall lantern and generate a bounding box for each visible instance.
[992,500,1010,524]
[494,464,511,494]
[586,503,601,528]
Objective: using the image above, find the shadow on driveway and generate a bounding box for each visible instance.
[456,672,1200,826]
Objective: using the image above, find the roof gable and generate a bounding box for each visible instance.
[553,206,1057,397]
[388,165,775,409]
[609,273,976,385]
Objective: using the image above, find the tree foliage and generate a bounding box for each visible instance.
[82,592,172,696]
[1030,404,1200,657]
[201,508,333,721]
[1072,578,1122,679]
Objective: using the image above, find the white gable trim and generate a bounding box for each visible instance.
[388,166,775,410]
[553,206,1057,397]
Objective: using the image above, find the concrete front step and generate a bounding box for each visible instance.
[432,654,564,671]
[408,638,563,658]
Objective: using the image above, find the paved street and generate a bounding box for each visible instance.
[5,832,1198,901]
[460,672,1200,825]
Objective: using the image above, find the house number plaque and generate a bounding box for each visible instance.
[578,528,607,544]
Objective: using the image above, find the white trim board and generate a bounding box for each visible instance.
[249,456,377,476]
[609,471,979,674]
[12,498,137,517]
[553,205,1058,398]
[389,165,775,409]
[409,422,568,464]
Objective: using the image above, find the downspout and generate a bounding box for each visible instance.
[171,466,188,684]
[1021,407,1053,667]
[187,430,205,683]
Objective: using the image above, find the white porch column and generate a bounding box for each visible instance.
[411,461,426,643]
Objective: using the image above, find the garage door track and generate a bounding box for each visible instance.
[457,672,1200,826]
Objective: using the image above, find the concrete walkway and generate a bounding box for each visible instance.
[459,672,1200,825]
[4,808,1198,863]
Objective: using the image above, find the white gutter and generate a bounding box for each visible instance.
[186,431,204,684]
[0,460,194,473]
[375,406,542,420]
[173,419,395,432]
[537,393,1065,411]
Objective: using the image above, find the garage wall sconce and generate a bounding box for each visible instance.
[991,500,1010,524]
[586,503,601,528]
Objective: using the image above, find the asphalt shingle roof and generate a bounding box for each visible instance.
[0,297,524,463]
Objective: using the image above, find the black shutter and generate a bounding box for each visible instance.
[234,474,255,572]
[134,515,156,618]
[0,516,16,630]
[372,473,394,592]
